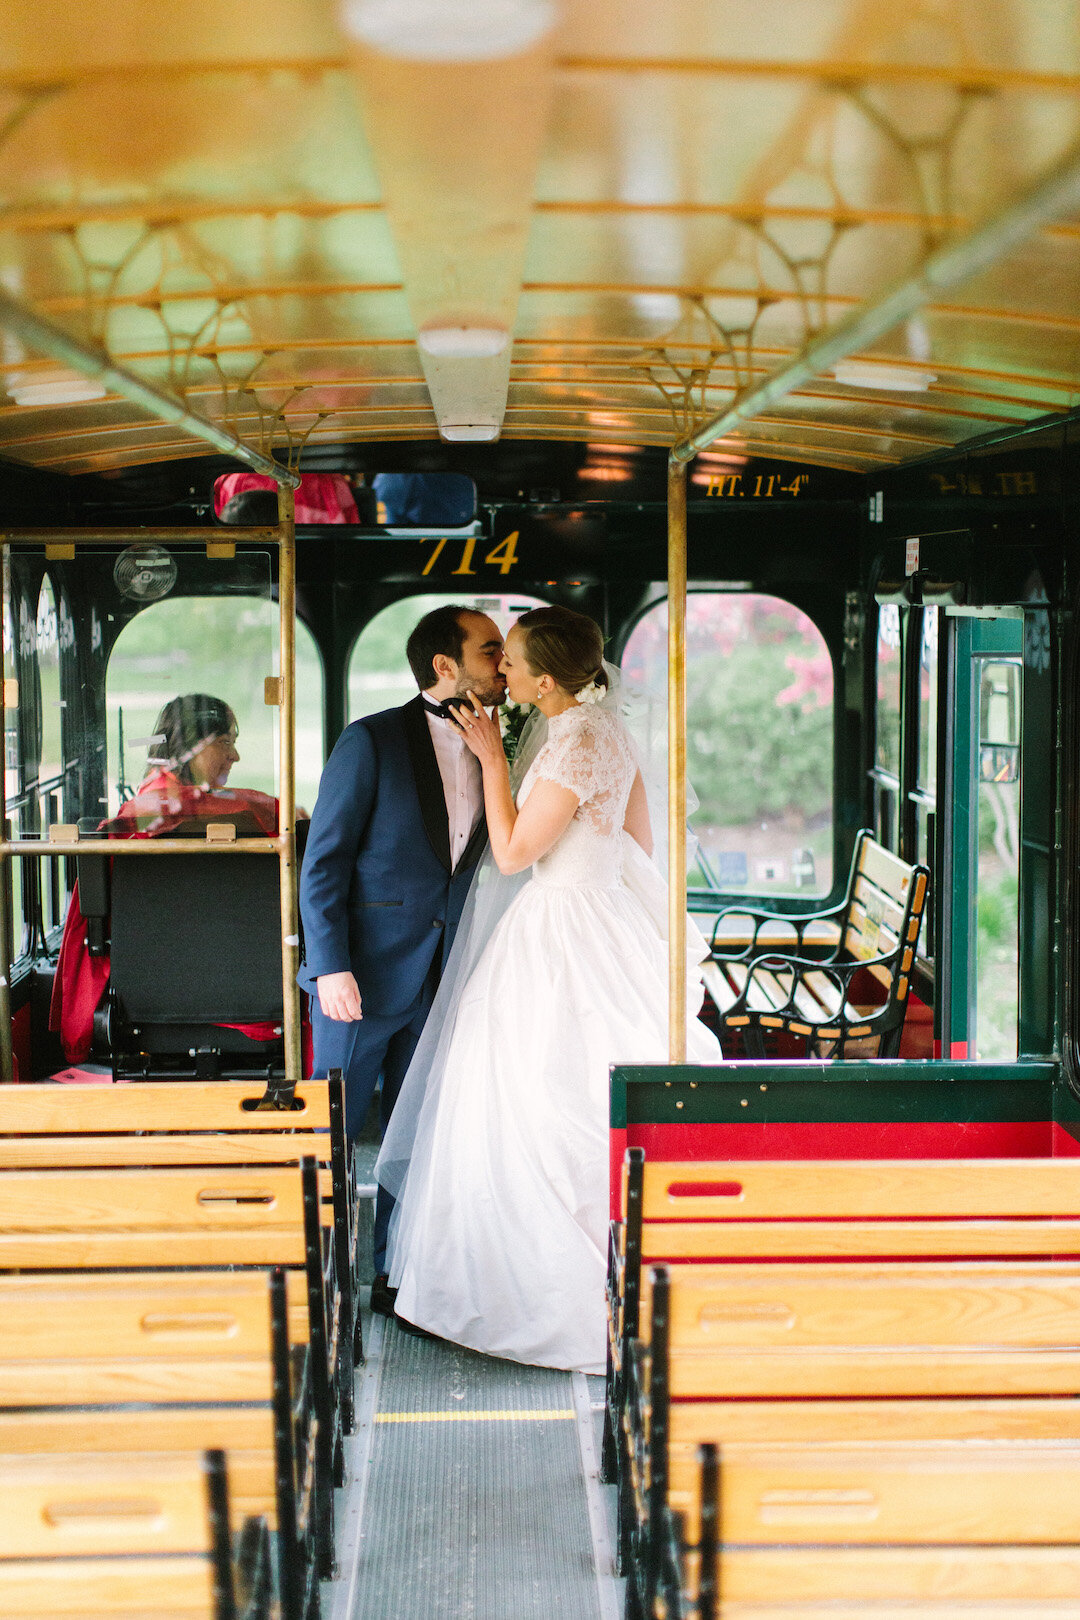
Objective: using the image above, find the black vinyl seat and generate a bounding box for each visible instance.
[78,818,304,1081]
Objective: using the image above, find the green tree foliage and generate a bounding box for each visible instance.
[623,594,833,828]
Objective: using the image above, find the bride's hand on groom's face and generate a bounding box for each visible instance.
[449,693,503,768]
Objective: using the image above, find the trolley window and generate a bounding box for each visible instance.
[106,589,323,814]
[622,593,834,899]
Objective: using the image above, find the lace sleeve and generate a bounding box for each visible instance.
[533,708,638,811]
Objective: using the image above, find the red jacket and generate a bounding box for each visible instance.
[49,773,280,1062]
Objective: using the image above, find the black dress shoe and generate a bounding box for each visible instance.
[370,1274,398,1318]
[393,1312,439,1341]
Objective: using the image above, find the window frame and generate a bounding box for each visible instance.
[618,586,839,912]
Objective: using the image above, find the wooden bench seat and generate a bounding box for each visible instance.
[0,1074,362,1392]
[0,1449,266,1620]
[609,1150,1080,1618]
[605,1150,1080,1477]
[0,1160,342,1568]
[658,1439,1080,1620]
[0,1269,317,1619]
[705,830,929,1057]
[630,1262,1080,1619]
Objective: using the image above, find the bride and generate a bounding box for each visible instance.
[376,605,720,1373]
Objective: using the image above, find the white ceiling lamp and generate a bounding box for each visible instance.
[6,368,107,407]
[441,422,501,441]
[341,0,555,61]
[417,326,510,360]
[416,324,512,442]
[833,359,936,392]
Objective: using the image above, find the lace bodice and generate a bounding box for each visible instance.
[518,705,638,887]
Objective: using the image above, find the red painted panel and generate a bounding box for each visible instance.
[1052,1123,1080,1157]
[626,1119,1055,1161]
[609,1126,628,1218]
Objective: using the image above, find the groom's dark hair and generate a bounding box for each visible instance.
[406,604,474,689]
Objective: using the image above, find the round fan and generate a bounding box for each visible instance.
[113,544,177,603]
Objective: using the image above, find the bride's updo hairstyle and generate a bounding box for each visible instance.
[514,605,608,698]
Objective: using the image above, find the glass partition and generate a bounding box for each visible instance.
[621,593,834,899]
[3,547,278,840]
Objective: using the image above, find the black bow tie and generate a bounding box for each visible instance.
[423,697,466,722]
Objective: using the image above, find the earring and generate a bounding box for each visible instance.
[535,687,544,702]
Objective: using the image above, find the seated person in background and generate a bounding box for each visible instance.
[114,694,277,837]
[218,488,280,526]
[49,693,280,1063]
[214,471,361,525]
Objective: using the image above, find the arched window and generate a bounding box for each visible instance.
[106,596,323,816]
[35,575,61,792]
[622,593,834,898]
[35,576,65,937]
[348,592,547,722]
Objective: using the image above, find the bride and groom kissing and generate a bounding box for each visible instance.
[299,602,718,1375]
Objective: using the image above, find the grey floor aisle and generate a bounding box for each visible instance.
[326,1305,622,1620]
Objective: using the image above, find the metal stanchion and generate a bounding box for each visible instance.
[667,456,688,1064]
[277,484,303,1081]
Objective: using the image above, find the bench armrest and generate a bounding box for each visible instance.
[710,898,846,960]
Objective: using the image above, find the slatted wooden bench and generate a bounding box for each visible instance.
[0,1268,317,1620]
[628,1263,1080,1620]
[608,1151,1080,1617]
[704,830,929,1056]
[0,1073,363,1389]
[605,1149,1080,1485]
[0,1449,265,1620]
[0,1159,342,1569]
[659,1436,1080,1620]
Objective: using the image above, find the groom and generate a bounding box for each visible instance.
[298,604,506,1311]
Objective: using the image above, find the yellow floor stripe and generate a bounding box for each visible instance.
[376,1408,576,1424]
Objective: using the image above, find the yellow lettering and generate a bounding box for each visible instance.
[483,531,520,575]
[420,537,447,576]
[451,537,478,576]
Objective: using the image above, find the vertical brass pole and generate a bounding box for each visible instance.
[0,545,13,1083]
[667,455,688,1064]
[277,485,302,1080]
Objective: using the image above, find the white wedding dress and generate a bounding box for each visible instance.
[384,703,721,1374]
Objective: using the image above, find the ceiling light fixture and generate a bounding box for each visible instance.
[440,423,501,442]
[832,359,936,392]
[341,0,555,61]
[417,326,510,360]
[7,368,107,407]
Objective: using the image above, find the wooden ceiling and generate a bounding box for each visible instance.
[0,0,1077,476]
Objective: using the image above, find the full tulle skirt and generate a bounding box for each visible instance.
[387,842,720,1373]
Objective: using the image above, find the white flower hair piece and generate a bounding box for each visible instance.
[575,679,605,706]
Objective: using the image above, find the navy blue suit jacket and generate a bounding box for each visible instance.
[298,696,488,1018]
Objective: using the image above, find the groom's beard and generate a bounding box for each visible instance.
[453,678,505,709]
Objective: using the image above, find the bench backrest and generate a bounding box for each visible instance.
[841,833,927,984]
[0,1078,336,1135]
[0,1269,281,1404]
[0,1449,236,1618]
[644,1261,1080,1398]
[673,1439,1080,1545]
[613,1152,1080,1355]
[109,851,283,1025]
[0,1162,313,1264]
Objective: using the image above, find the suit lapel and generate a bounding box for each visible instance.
[402,695,452,872]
